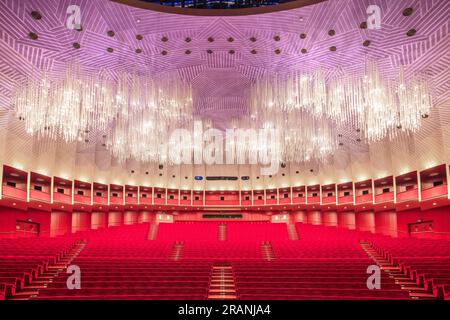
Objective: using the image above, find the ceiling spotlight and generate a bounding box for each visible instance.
[403,8,414,16]
[407,29,417,37]
[31,11,42,20]
[28,32,38,40]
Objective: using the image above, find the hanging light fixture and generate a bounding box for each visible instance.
[251,60,433,146]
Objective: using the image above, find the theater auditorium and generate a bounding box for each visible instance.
[0,0,449,303]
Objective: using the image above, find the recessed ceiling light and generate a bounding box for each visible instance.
[28,32,38,40]
[403,8,414,16]
[429,173,439,177]
[407,29,417,37]
[31,11,42,20]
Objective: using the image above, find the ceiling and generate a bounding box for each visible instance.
[0,0,449,188]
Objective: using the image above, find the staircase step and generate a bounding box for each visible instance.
[360,242,438,301]
[208,295,237,300]
[208,264,237,300]
[7,241,87,300]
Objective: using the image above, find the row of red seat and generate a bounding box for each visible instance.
[0,238,77,299]
[229,224,411,300]
[157,221,289,242]
[369,237,450,300]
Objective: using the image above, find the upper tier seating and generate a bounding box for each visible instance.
[157,221,220,241]
[227,222,289,241]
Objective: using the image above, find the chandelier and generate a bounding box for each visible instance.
[233,112,337,164]
[14,64,119,141]
[12,60,433,167]
[251,61,433,143]
[13,64,192,146]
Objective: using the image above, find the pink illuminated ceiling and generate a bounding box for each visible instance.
[0,0,449,172]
